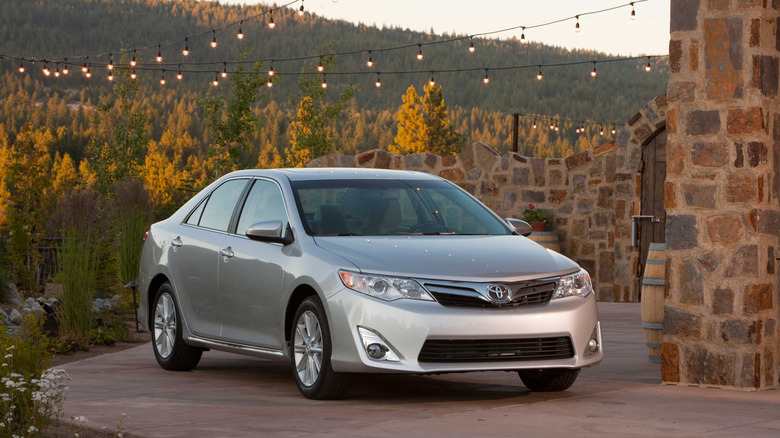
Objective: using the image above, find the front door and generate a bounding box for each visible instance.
[638,129,667,282]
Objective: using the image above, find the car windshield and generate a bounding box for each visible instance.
[291,179,512,236]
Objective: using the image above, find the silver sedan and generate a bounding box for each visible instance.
[138,168,603,399]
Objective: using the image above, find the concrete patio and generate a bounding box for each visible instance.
[61,303,780,437]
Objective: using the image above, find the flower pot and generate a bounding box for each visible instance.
[530,221,547,232]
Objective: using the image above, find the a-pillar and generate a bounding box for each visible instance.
[663,1,780,389]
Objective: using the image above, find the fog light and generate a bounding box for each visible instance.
[366,343,386,359]
[584,321,602,357]
[358,327,400,362]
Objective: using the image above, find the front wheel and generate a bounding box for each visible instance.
[289,296,351,399]
[518,368,580,392]
[152,282,203,371]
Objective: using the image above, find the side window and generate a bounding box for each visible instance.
[236,180,289,236]
[198,179,248,232]
[185,200,206,226]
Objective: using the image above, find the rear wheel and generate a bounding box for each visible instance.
[152,282,203,371]
[518,368,580,392]
[289,296,351,399]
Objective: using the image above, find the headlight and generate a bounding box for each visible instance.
[553,269,593,299]
[339,271,433,301]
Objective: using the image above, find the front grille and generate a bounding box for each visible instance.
[426,281,556,308]
[418,336,574,363]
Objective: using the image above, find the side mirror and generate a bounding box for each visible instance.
[246,221,294,245]
[506,218,533,237]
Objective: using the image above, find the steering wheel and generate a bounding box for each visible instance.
[408,221,449,234]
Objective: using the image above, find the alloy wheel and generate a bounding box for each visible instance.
[154,292,177,358]
[293,310,323,387]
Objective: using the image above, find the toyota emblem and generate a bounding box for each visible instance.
[486,284,512,303]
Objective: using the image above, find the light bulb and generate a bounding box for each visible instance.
[213,74,219,86]
[18,62,24,73]
[298,0,304,16]
[429,74,435,86]
[599,126,604,136]
[268,12,275,29]
[321,77,327,88]
[82,60,88,73]
[267,78,273,88]
[268,65,275,76]
[367,52,373,67]
[177,67,183,80]
[483,70,489,84]
[108,72,114,81]
[645,57,651,72]
[237,22,244,39]
[43,63,50,76]
[469,40,475,53]
[156,45,162,62]
[222,62,228,78]
[576,127,580,133]
[160,71,166,85]
[131,69,137,80]
[575,16,580,33]
[62,63,69,75]
[131,50,137,67]
[521,27,526,43]
[631,3,636,20]
[211,30,217,48]
[183,38,190,56]
[549,122,554,130]
[54,66,60,77]
[532,120,537,129]
[317,60,324,72]
[555,123,559,132]
[375,74,381,87]
[85,68,92,78]
[611,127,617,135]
[536,66,543,80]
[107,54,113,70]
[417,45,423,60]
[591,64,597,77]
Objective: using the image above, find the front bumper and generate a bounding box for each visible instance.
[326,288,603,373]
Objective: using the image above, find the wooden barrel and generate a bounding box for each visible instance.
[641,242,665,364]
[528,231,560,252]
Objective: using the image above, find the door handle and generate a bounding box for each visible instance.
[171,236,183,247]
[220,247,234,259]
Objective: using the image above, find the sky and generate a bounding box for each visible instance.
[215,0,670,57]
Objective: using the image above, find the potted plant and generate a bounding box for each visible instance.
[520,203,552,232]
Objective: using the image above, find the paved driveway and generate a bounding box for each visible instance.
[62,303,780,437]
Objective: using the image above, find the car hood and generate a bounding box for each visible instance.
[313,235,580,282]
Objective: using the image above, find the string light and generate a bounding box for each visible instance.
[211,29,217,48]
[267,77,273,87]
[182,38,190,56]
[575,15,580,33]
[321,74,327,88]
[268,64,275,76]
[156,44,163,63]
[82,59,88,73]
[160,70,166,85]
[18,62,24,74]
[268,11,275,29]
[317,58,324,72]
[469,38,475,53]
[177,65,183,80]
[85,68,91,78]
[429,72,435,86]
[520,27,526,43]
[107,53,114,71]
[108,71,114,81]
[549,121,555,130]
[532,119,537,129]
[237,21,244,40]
[611,127,617,135]
[222,62,228,78]
[599,125,604,136]
[555,122,559,132]
[54,65,60,77]
[416,44,423,60]
[536,66,543,80]
[131,68,137,80]
[43,62,51,76]
[645,56,651,72]
[298,0,305,16]
[630,2,636,20]
[375,72,381,87]
[212,73,219,86]
[366,51,373,68]
[62,60,68,75]
[483,69,489,85]
[591,62,597,77]
[131,50,137,67]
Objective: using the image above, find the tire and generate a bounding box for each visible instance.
[289,296,351,399]
[151,282,203,371]
[518,368,580,392]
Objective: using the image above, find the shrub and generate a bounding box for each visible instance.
[0,317,69,437]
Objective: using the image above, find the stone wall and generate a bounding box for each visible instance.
[663,0,780,389]
[309,93,667,303]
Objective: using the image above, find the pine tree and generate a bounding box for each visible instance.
[420,84,463,155]
[389,86,426,155]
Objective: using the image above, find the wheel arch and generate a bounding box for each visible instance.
[284,284,320,343]
[148,273,171,328]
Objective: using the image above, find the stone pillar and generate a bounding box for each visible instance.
[663,1,780,389]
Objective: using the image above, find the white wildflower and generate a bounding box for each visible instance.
[1,363,7,367]
[72,416,88,425]
[3,354,11,359]
[27,425,38,433]
[5,345,14,351]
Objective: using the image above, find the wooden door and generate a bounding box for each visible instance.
[638,129,667,280]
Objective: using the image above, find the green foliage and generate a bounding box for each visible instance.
[520,203,552,223]
[92,69,149,195]
[91,307,135,346]
[0,317,68,437]
[286,56,355,167]
[114,178,151,288]
[202,54,267,179]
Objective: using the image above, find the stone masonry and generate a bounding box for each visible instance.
[663,1,780,389]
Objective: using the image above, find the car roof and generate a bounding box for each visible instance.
[223,167,443,182]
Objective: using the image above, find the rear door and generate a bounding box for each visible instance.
[170,178,248,338]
